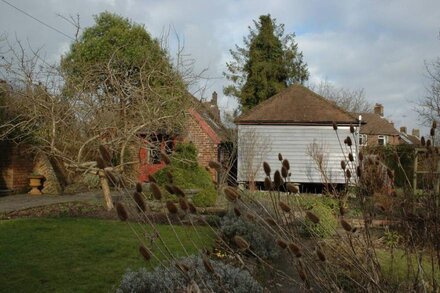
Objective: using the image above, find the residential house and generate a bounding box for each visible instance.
[358,104,401,146]
[235,85,359,185]
[399,127,421,145]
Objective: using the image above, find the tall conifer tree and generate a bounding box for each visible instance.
[224,15,309,111]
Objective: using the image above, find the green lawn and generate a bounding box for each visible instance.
[0,217,214,293]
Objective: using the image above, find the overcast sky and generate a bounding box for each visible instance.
[1,0,439,134]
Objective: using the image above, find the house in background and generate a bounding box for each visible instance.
[358,103,420,147]
[358,103,401,146]
[235,85,359,186]
[399,127,421,145]
[138,92,231,183]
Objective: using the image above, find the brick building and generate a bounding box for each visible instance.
[138,92,231,183]
[358,104,401,146]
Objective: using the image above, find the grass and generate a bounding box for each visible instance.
[376,248,440,284]
[0,217,214,293]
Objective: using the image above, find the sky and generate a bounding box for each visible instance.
[1,0,439,134]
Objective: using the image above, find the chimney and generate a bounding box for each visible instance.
[412,128,420,138]
[390,121,394,128]
[374,103,384,117]
[400,126,407,134]
[211,91,218,106]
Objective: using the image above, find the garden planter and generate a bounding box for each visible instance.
[28,175,44,195]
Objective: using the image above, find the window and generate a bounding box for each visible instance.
[378,135,387,146]
[359,134,368,146]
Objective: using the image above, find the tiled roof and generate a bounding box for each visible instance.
[235,85,358,125]
[359,113,400,136]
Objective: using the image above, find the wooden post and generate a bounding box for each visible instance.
[99,170,114,211]
[413,149,418,194]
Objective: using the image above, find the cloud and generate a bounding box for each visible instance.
[1,0,439,132]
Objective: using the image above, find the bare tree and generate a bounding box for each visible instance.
[310,80,372,113]
[0,36,196,210]
[416,58,440,126]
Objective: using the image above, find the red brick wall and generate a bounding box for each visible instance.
[184,114,219,180]
[0,142,34,192]
[366,134,401,146]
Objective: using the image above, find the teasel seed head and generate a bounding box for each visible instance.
[246,213,255,221]
[339,205,345,216]
[359,152,364,161]
[139,245,151,261]
[265,217,277,226]
[264,176,272,190]
[135,182,143,193]
[263,161,271,176]
[166,200,178,214]
[431,128,435,137]
[96,157,106,169]
[356,166,362,178]
[208,160,222,171]
[341,160,346,170]
[224,186,239,202]
[279,201,291,213]
[116,202,128,221]
[278,153,283,161]
[165,184,175,195]
[316,246,326,262]
[173,185,186,197]
[347,136,353,146]
[281,166,288,178]
[273,170,283,189]
[421,136,426,146]
[160,152,171,165]
[99,145,112,165]
[175,262,189,273]
[166,171,173,183]
[150,182,162,200]
[287,183,299,193]
[148,175,157,183]
[346,169,351,179]
[234,207,241,217]
[341,219,353,232]
[276,239,288,249]
[289,243,302,257]
[179,197,189,211]
[233,235,250,250]
[133,191,147,212]
[188,202,197,214]
[350,124,355,134]
[202,254,215,274]
[348,153,354,162]
[297,266,307,282]
[306,211,320,224]
[427,139,432,147]
[386,168,394,180]
[332,121,338,131]
[282,159,290,170]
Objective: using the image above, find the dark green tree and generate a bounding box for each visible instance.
[224,15,309,111]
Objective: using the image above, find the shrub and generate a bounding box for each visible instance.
[220,210,279,259]
[296,196,337,238]
[117,255,263,293]
[155,143,217,207]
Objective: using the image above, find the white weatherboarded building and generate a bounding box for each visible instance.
[235,85,359,185]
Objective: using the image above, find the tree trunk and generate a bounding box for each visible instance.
[99,170,114,210]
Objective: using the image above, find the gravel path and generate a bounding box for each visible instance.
[0,191,120,214]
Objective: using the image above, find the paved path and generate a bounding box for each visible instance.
[0,191,118,214]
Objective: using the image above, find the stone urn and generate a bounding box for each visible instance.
[28,175,44,195]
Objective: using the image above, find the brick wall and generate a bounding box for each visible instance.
[366,134,401,146]
[184,114,219,180]
[0,142,34,192]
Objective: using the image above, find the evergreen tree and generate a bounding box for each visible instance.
[224,15,309,111]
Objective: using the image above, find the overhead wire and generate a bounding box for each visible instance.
[0,0,75,41]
